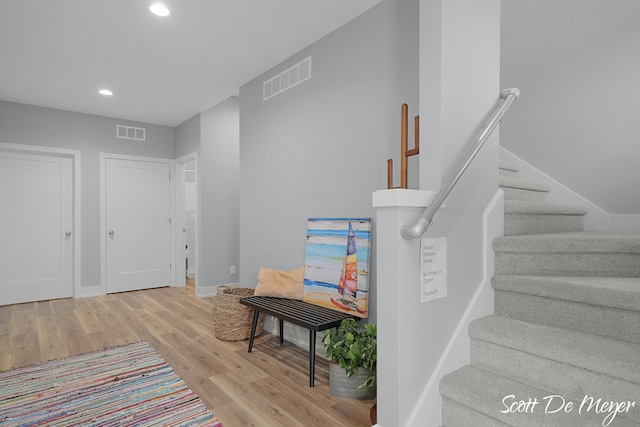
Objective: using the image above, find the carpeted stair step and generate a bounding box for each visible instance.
[492,275,640,344]
[500,176,551,202]
[441,365,639,426]
[499,160,520,178]
[494,231,640,277]
[468,315,640,425]
[504,200,587,236]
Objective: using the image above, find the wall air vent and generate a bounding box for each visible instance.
[263,56,311,101]
[116,125,146,141]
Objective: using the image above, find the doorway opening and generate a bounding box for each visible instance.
[175,153,198,292]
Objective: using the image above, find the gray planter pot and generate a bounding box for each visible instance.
[329,363,375,399]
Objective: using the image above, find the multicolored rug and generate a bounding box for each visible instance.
[0,341,222,426]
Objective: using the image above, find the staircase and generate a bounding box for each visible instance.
[439,160,640,426]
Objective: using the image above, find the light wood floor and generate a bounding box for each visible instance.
[0,281,374,426]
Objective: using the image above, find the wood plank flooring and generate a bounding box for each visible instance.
[0,282,375,426]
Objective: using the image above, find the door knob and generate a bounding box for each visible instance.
[108,230,115,236]
[65,231,72,237]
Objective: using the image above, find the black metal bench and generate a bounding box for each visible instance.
[239,296,356,387]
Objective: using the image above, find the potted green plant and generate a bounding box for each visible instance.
[322,318,376,399]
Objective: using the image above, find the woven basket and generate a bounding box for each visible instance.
[212,286,265,341]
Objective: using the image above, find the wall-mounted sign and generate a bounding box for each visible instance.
[420,237,447,303]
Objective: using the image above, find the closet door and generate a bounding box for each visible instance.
[0,151,73,305]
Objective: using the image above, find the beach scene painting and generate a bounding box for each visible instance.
[303,217,372,318]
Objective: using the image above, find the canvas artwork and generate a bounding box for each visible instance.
[303,217,372,318]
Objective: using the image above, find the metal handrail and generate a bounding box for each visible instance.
[400,88,520,240]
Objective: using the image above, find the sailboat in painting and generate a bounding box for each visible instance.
[331,221,363,313]
[303,217,371,318]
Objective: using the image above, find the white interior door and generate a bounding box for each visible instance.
[105,158,172,293]
[0,151,73,305]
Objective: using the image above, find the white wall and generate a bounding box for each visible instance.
[0,100,175,288]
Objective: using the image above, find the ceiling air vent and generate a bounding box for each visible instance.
[263,56,311,101]
[116,125,146,141]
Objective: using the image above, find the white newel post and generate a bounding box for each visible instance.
[373,0,500,424]
[372,189,438,427]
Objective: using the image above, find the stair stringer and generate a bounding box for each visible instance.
[405,190,504,427]
[499,147,619,231]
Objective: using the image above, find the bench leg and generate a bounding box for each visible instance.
[309,330,316,387]
[247,309,260,353]
[279,319,284,344]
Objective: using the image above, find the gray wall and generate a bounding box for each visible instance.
[238,0,419,325]
[175,113,201,159]
[0,100,175,288]
[198,97,240,291]
[501,0,640,214]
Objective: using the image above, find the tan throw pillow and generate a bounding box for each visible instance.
[254,266,305,300]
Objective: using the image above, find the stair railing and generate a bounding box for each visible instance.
[400,88,520,240]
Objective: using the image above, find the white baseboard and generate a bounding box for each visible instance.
[609,214,640,232]
[196,283,239,298]
[79,285,104,298]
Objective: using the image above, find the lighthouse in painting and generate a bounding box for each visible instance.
[335,221,358,310]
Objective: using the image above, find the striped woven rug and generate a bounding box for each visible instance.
[0,341,222,426]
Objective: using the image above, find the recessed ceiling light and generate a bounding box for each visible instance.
[149,4,170,17]
[99,89,113,96]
